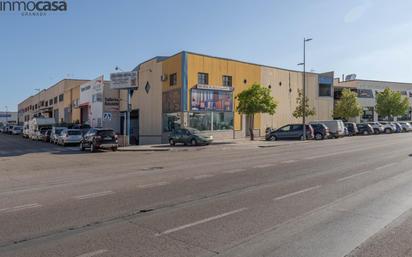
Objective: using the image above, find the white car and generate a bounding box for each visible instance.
[57,129,83,146]
[11,126,23,135]
[399,122,412,132]
[50,127,66,144]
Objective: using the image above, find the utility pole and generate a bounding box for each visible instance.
[298,38,312,141]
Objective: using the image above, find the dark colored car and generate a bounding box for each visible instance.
[80,128,118,152]
[169,128,213,146]
[265,124,314,141]
[42,129,52,142]
[344,122,358,136]
[356,123,374,135]
[310,123,330,140]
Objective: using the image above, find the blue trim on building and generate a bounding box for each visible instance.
[181,51,188,112]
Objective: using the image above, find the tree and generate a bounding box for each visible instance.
[293,89,316,119]
[236,83,277,140]
[375,88,409,120]
[333,88,362,121]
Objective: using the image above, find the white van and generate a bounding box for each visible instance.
[310,120,345,138]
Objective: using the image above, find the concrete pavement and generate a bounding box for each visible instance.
[1,133,412,256]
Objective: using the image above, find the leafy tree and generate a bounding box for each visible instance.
[236,83,277,140]
[293,89,316,119]
[333,88,362,121]
[375,88,409,120]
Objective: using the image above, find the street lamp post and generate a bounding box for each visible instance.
[298,38,312,141]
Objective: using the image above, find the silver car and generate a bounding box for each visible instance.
[367,122,384,134]
[379,122,397,133]
[398,122,412,132]
[57,129,82,146]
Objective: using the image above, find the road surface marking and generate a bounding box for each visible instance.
[75,249,108,257]
[274,185,321,201]
[281,160,297,164]
[75,191,114,200]
[193,174,215,180]
[156,208,248,236]
[254,164,274,169]
[375,162,396,170]
[223,168,246,174]
[138,181,169,189]
[0,203,42,214]
[337,171,370,182]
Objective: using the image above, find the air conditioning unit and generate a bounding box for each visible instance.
[161,74,168,81]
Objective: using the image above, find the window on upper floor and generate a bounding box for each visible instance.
[54,97,58,104]
[59,94,64,102]
[319,84,332,97]
[170,73,177,86]
[198,72,209,85]
[223,75,232,87]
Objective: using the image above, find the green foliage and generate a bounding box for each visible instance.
[293,89,316,119]
[375,88,409,119]
[235,83,277,115]
[333,88,362,120]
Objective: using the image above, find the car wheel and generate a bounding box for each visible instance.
[80,143,85,151]
[315,133,323,140]
[384,128,391,134]
[111,147,118,152]
[374,129,379,134]
[169,139,175,146]
[269,135,277,141]
[300,135,304,141]
[90,143,95,152]
[191,139,197,146]
[363,130,369,135]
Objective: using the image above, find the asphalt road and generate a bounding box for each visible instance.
[1,132,412,257]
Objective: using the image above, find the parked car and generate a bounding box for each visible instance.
[50,127,66,144]
[22,122,29,138]
[367,122,384,134]
[309,123,330,140]
[57,129,82,146]
[356,123,374,135]
[379,122,397,133]
[344,122,358,136]
[41,129,52,142]
[5,125,14,134]
[11,126,23,135]
[393,122,403,133]
[72,124,91,136]
[80,128,118,152]
[398,122,412,132]
[309,120,345,138]
[169,128,213,146]
[266,124,314,141]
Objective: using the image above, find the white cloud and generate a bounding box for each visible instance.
[344,0,373,23]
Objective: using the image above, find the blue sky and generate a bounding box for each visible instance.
[1,0,412,111]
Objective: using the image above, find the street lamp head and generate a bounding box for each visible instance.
[305,38,313,42]
[298,63,304,66]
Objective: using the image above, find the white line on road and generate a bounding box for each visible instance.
[0,203,42,214]
[274,185,321,201]
[75,249,108,257]
[193,174,215,180]
[337,171,370,182]
[75,191,115,200]
[375,162,397,170]
[138,181,169,189]
[281,160,297,164]
[156,208,248,236]
[223,168,246,174]
[254,164,274,169]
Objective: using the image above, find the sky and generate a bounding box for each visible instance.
[1,0,412,111]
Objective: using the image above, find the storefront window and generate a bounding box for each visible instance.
[213,112,233,130]
[163,113,181,132]
[189,112,211,131]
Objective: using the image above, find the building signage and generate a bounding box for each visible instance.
[103,112,112,121]
[79,76,104,127]
[191,88,233,112]
[110,71,137,90]
[196,84,233,91]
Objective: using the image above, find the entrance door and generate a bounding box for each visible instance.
[80,106,89,125]
[130,110,139,145]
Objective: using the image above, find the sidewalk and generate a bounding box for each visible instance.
[117,137,308,152]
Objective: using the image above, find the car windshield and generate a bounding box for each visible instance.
[68,130,81,135]
[188,129,200,135]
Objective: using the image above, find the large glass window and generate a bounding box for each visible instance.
[163,113,182,132]
[319,84,332,97]
[361,107,374,122]
[189,112,211,131]
[213,112,233,130]
[357,89,374,98]
[198,72,209,84]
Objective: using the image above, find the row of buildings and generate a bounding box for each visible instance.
[17,51,412,145]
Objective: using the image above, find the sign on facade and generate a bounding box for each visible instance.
[110,71,137,89]
[103,112,112,121]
